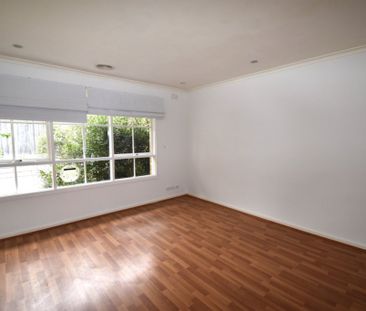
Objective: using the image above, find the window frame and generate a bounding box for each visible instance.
[112,117,155,180]
[0,116,156,199]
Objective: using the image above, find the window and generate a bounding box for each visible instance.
[0,116,155,197]
[112,116,153,180]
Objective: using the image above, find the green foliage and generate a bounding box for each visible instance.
[115,159,133,179]
[114,127,132,154]
[136,158,151,176]
[87,161,110,182]
[37,136,49,156]
[113,116,151,127]
[87,115,108,125]
[54,124,83,159]
[86,126,109,157]
[114,158,150,179]
[41,123,84,187]
[0,132,11,139]
[113,126,150,154]
[39,169,53,188]
[134,127,150,153]
[0,132,11,158]
[39,115,152,187]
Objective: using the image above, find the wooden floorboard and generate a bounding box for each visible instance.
[0,195,365,310]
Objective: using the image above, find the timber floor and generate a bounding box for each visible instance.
[1,195,366,310]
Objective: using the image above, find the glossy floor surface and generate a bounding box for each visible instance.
[1,195,366,310]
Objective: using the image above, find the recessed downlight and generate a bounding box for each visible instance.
[12,44,23,49]
[96,64,114,70]
[250,59,258,64]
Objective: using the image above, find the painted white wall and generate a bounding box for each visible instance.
[188,49,366,249]
[2,49,366,249]
[0,59,189,238]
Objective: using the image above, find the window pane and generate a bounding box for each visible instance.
[113,127,132,154]
[86,126,109,158]
[14,122,49,160]
[17,165,53,193]
[134,118,151,127]
[135,158,151,176]
[86,160,110,183]
[0,167,16,196]
[113,116,132,126]
[113,116,151,127]
[115,159,133,179]
[0,122,13,161]
[87,115,108,125]
[56,162,85,187]
[54,124,83,159]
[134,127,150,153]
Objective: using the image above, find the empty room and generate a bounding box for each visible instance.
[0,1,366,310]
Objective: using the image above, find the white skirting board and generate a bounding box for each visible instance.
[0,192,188,240]
[3,191,365,251]
[188,193,366,251]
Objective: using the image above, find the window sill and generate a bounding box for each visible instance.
[0,174,158,202]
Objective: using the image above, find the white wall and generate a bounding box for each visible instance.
[0,59,189,238]
[2,49,366,249]
[188,49,366,249]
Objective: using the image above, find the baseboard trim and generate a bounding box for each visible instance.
[4,192,365,251]
[0,192,188,240]
[188,193,366,251]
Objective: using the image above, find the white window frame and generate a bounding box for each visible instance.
[0,115,156,198]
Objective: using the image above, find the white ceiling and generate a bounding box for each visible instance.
[0,0,366,89]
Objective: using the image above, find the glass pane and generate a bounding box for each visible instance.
[14,122,49,160]
[56,162,85,187]
[115,159,133,179]
[113,127,132,154]
[134,118,151,127]
[86,126,109,158]
[17,165,53,193]
[113,116,151,127]
[54,124,83,159]
[135,158,151,176]
[0,167,16,196]
[86,160,110,183]
[113,116,133,126]
[87,115,108,125]
[0,122,13,161]
[134,127,150,153]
